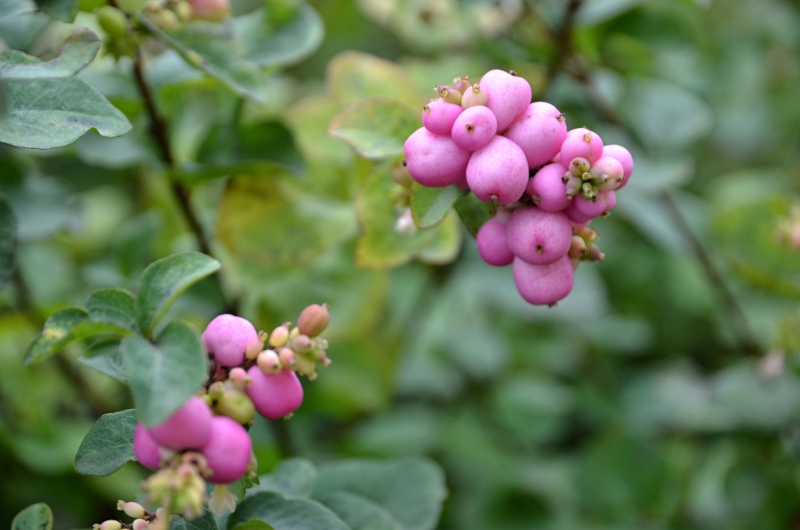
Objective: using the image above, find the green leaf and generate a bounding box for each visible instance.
[228,492,350,530]
[134,252,220,336]
[35,0,80,21]
[317,491,402,530]
[410,184,466,228]
[0,194,16,289]
[355,166,438,269]
[170,510,219,530]
[328,97,418,159]
[24,307,88,364]
[11,503,52,530]
[415,212,461,266]
[0,0,35,22]
[121,321,207,427]
[140,16,263,102]
[217,171,357,267]
[0,27,99,78]
[326,51,424,108]
[236,3,324,67]
[87,287,137,332]
[453,192,493,237]
[0,77,132,149]
[255,458,318,497]
[227,522,272,530]
[74,409,137,476]
[313,458,447,530]
[79,341,127,382]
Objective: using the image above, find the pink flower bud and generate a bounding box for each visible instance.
[257,349,281,373]
[188,0,230,21]
[117,501,146,519]
[269,325,290,348]
[297,304,330,337]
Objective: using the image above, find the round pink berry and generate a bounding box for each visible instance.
[421,99,463,136]
[200,416,252,484]
[133,423,162,470]
[504,102,568,168]
[451,105,497,151]
[476,217,514,266]
[245,366,304,419]
[601,144,634,189]
[466,135,529,205]
[202,314,258,367]
[506,206,573,265]
[560,128,604,166]
[148,395,212,451]
[404,127,471,187]
[527,163,571,212]
[479,69,532,132]
[513,255,575,306]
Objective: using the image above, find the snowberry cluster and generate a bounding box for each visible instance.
[128,304,331,520]
[403,69,634,306]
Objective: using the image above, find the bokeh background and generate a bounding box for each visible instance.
[4,0,800,528]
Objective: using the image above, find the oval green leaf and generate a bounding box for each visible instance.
[317,491,402,530]
[254,458,319,497]
[236,3,324,67]
[11,503,52,530]
[121,321,207,427]
[87,287,137,332]
[0,27,99,78]
[228,492,349,530]
[328,97,419,160]
[134,252,220,336]
[410,183,466,228]
[74,409,137,476]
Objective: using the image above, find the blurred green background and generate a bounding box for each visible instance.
[4,0,800,528]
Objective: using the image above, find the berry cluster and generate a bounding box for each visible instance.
[129,304,331,520]
[403,69,634,306]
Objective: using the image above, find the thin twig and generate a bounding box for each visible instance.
[536,0,583,98]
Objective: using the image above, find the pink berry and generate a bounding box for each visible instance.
[133,423,162,470]
[200,416,252,484]
[572,190,617,219]
[504,102,568,168]
[513,255,575,306]
[466,136,528,204]
[148,395,212,451]
[479,70,532,132]
[476,217,514,266]
[421,99,463,136]
[506,206,573,265]
[560,128,604,166]
[202,314,258,367]
[451,105,497,151]
[404,127,471,187]
[591,156,625,192]
[297,303,330,337]
[601,144,634,189]
[527,163,571,212]
[564,201,592,224]
[245,366,304,419]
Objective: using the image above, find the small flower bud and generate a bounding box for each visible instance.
[188,0,230,21]
[568,235,587,259]
[208,381,225,399]
[395,208,417,235]
[453,75,470,93]
[279,347,296,367]
[437,86,462,105]
[257,349,281,373]
[228,367,250,388]
[117,501,146,519]
[94,521,122,530]
[461,84,488,108]
[269,325,289,348]
[244,336,263,360]
[297,304,330,337]
[132,519,149,530]
[568,157,591,177]
[214,388,256,425]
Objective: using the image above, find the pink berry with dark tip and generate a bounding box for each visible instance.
[504,102,568,168]
[591,156,625,192]
[147,395,212,450]
[601,144,634,189]
[479,69,532,132]
[451,105,497,151]
[476,217,514,266]
[421,99,463,136]
[560,127,604,166]
[466,136,528,204]
[202,314,258,367]
[245,366,304,419]
[200,416,252,484]
[133,423,162,470]
[527,163,571,212]
[404,127,471,187]
[572,190,617,219]
[506,206,573,265]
